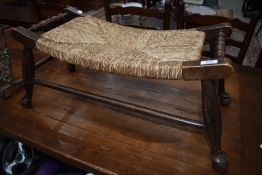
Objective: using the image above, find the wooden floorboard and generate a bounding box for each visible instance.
[0,32,261,175]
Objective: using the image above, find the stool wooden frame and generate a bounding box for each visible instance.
[11,7,233,173]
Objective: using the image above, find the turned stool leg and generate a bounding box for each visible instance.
[21,47,35,108]
[218,79,231,106]
[202,80,228,173]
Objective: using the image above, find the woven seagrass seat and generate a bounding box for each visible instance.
[36,16,205,80]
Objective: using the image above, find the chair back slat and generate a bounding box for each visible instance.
[104,0,171,30]
[183,15,250,31]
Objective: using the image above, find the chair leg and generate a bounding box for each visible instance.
[67,63,76,72]
[256,23,262,36]
[218,79,231,106]
[202,80,228,173]
[242,0,248,11]
[20,47,35,108]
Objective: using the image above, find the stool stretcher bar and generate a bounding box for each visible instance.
[34,78,205,129]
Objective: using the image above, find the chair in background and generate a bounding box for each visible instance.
[176,1,259,64]
[104,0,172,30]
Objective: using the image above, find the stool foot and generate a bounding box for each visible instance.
[21,96,32,108]
[212,151,228,173]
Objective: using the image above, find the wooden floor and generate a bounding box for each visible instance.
[0,34,262,175]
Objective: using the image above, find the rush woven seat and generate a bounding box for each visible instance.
[36,16,205,80]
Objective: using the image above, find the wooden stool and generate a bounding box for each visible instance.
[12,6,233,173]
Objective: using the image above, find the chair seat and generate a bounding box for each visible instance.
[36,16,205,80]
